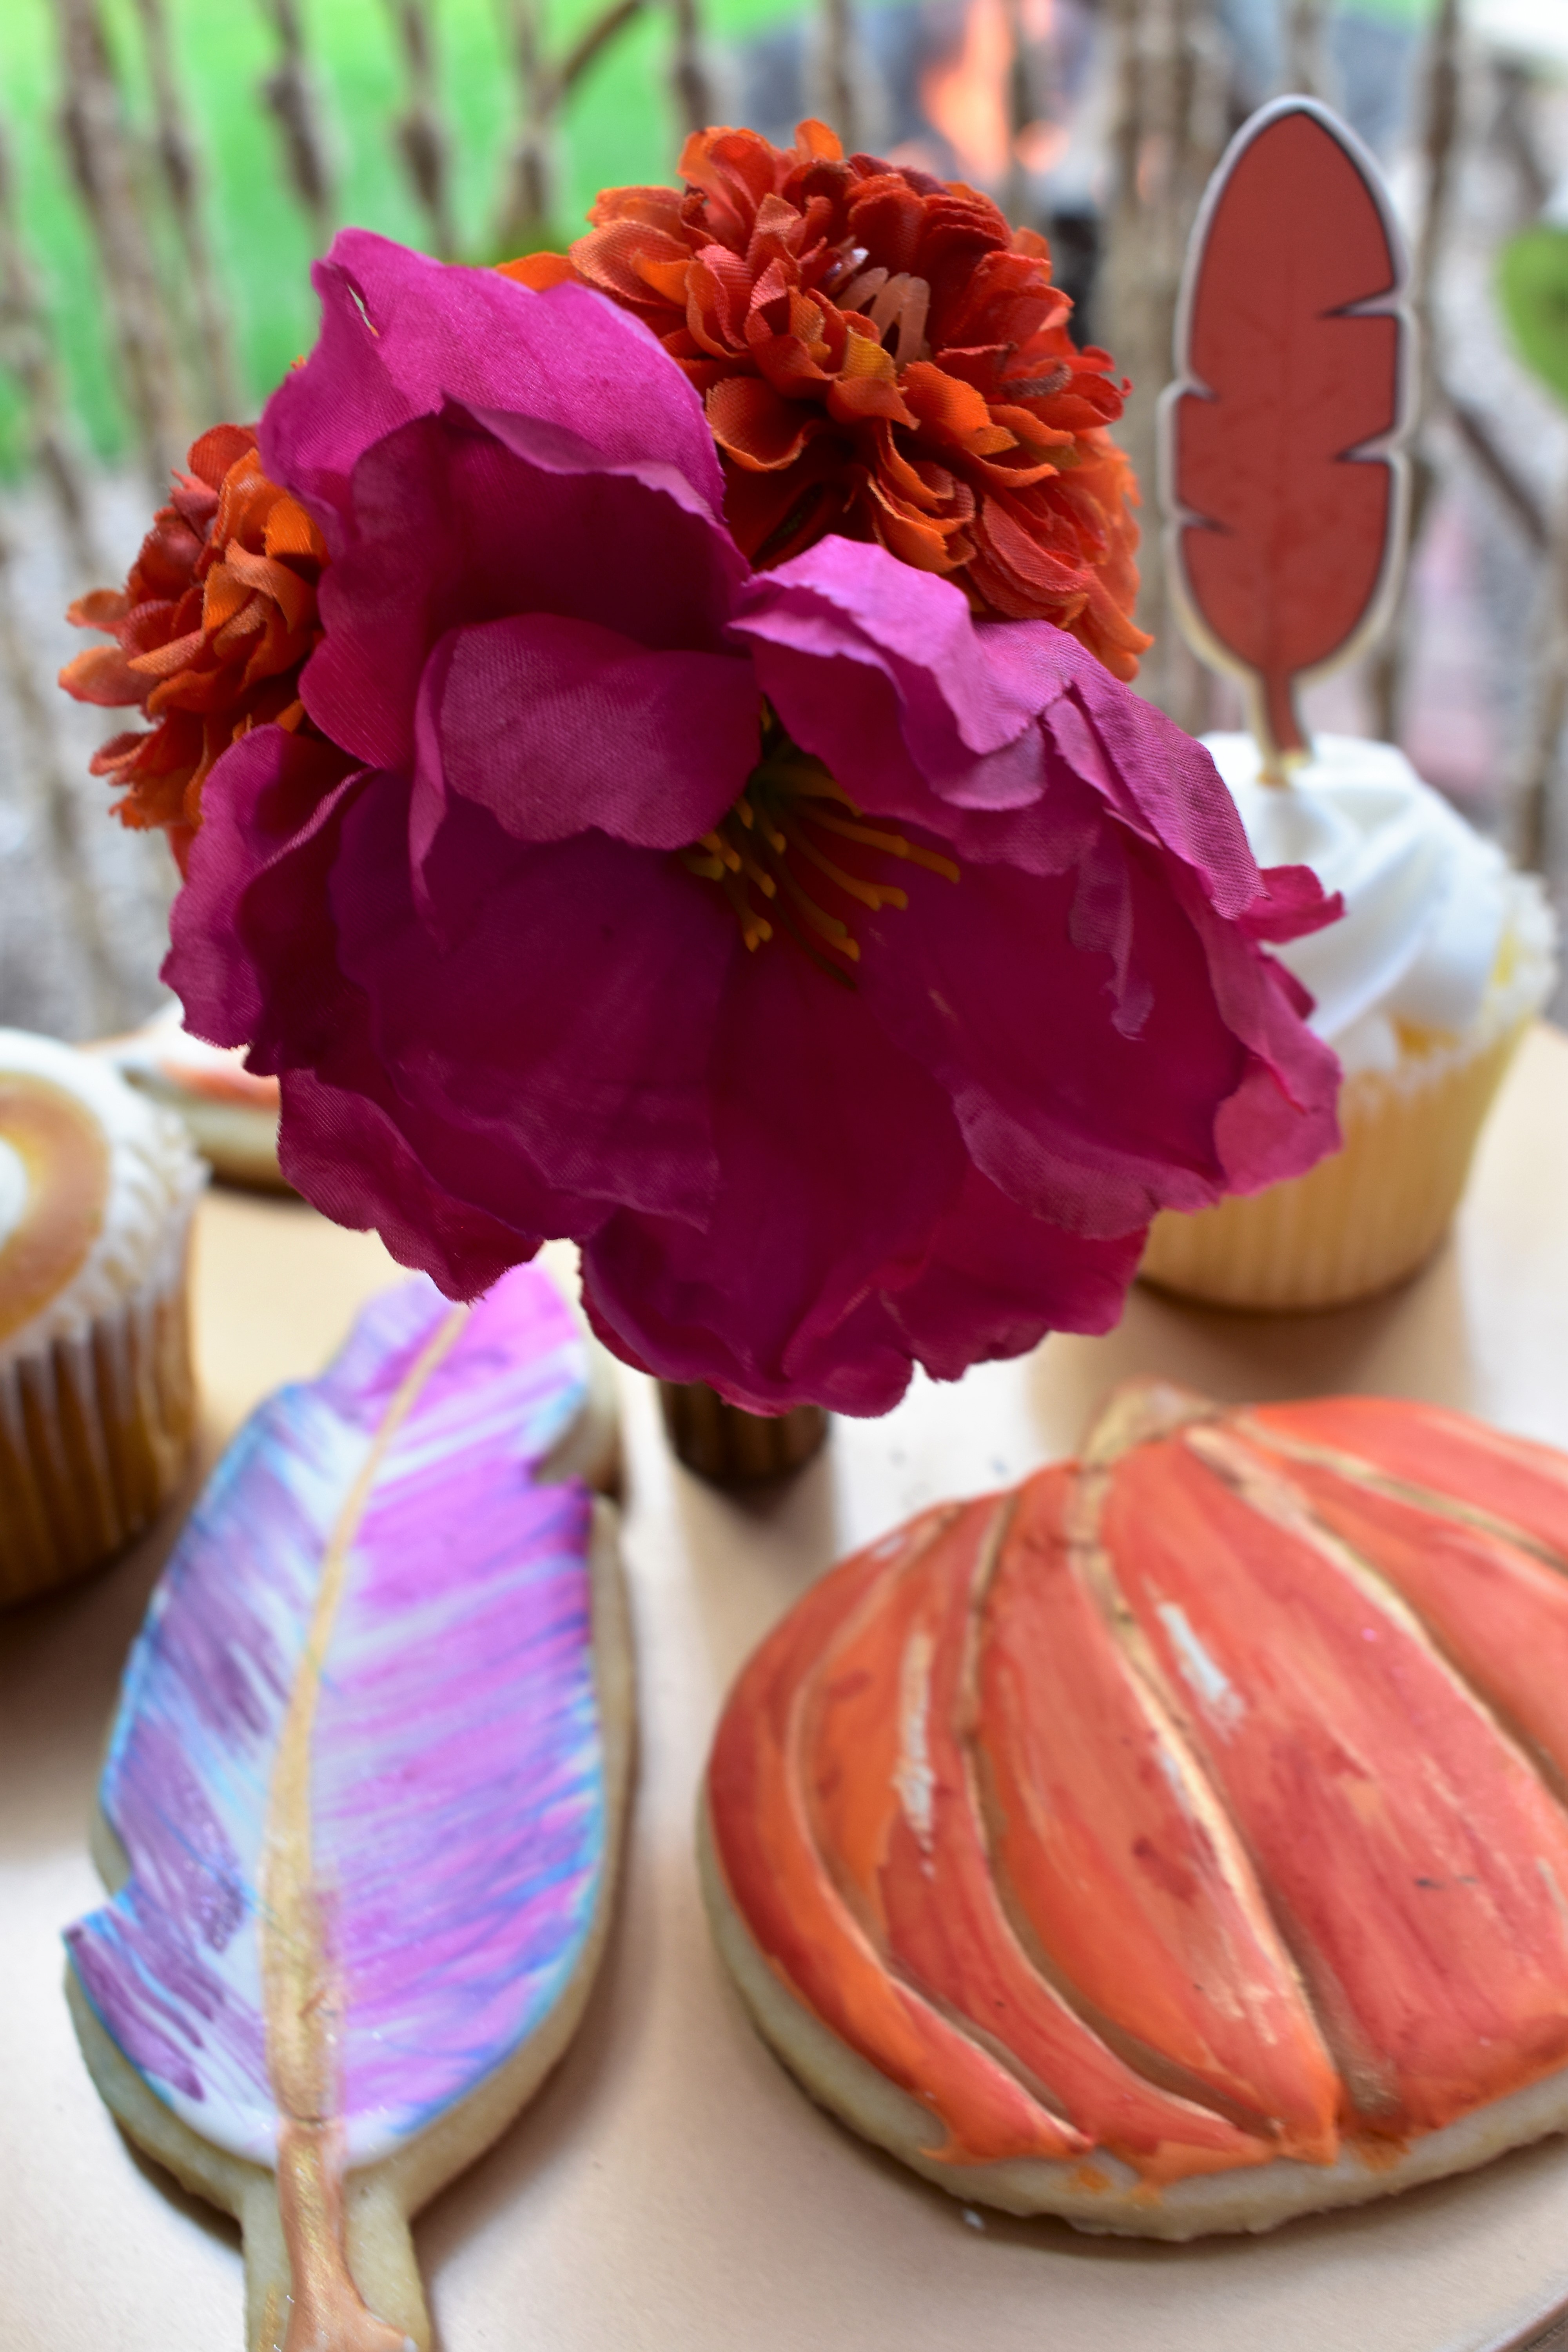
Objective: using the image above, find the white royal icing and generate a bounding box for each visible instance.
[1204,734,1557,1076]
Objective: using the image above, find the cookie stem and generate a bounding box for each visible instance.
[242,2167,427,2352]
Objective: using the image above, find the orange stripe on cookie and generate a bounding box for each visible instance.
[802,1475,1284,2182]
[707,1503,1079,2166]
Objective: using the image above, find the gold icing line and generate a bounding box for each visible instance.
[260,1305,467,2352]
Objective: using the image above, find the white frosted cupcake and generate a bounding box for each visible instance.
[0,1030,206,1604]
[1140,736,1557,1311]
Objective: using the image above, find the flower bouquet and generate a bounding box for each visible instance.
[62,122,1340,1477]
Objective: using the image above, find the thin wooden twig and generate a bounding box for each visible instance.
[1368,0,1462,740]
[0,112,101,582]
[1488,57,1550,227]
[0,512,119,1030]
[129,0,242,419]
[819,0,859,154]
[1411,0,1462,426]
[558,0,644,100]
[257,0,336,254]
[384,0,458,259]
[1513,469,1568,875]
[669,0,713,145]
[54,0,187,492]
[1281,0,1329,98]
[1101,0,1227,726]
[1000,0,1034,232]
[1103,0,1143,329]
[494,0,556,252]
[1443,386,1549,554]
[494,0,647,255]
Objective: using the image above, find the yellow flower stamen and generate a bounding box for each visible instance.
[807,809,960,882]
[680,713,959,975]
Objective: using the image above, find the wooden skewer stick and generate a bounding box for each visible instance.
[495,0,556,252]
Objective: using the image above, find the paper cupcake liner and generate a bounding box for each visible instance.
[0,1209,197,1606]
[1138,1014,1533,1314]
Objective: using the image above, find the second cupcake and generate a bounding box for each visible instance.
[1139,735,1556,1312]
[0,1029,205,1605]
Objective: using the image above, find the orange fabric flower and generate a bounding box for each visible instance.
[505,120,1151,680]
[59,425,327,870]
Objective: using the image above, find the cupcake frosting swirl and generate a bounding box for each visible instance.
[0,1135,27,1256]
[1205,734,1548,1076]
[0,1029,205,1363]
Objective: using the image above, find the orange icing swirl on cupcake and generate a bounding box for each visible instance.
[0,1076,111,1347]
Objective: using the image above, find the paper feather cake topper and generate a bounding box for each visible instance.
[65,1265,629,2352]
[1160,98,1414,775]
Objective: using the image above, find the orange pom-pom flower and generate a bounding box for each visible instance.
[58,425,327,869]
[507,119,1150,680]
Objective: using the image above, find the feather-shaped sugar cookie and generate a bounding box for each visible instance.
[65,1262,630,2352]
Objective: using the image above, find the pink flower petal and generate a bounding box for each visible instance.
[732,547,1049,821]
[278,1067,542,1300]
[261,230,727,541]
[330,777,730,1228]
[303,410,750,777]
[579,958,1142,1414]
[854,836,1266,1232]
[420,612,757,848]
[881,1164,1145,1377]
[167,236,1348,1403]
[1043,672,1260,920]
[1241,862,1345,944]
[168,724,363,1054]
[1168,862,1344,1192]
[581,940,971,1415]
[169,729,659,1252]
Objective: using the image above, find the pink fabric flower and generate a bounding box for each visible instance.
[167,231,1340,1416]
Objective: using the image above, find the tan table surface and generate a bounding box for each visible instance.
[7,1026,1568,2352]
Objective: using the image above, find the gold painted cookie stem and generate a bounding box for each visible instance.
[258,1308,466,2352]
[241,2167,427,2352]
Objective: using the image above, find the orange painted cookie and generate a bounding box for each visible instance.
[701,1382,1568,2236]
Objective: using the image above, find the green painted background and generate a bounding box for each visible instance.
[0,0,1441,471]
[0,0,795,467]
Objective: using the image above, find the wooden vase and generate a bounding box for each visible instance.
[657,1380,828,1485]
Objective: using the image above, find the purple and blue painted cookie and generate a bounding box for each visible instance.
[65,1261,629,2352]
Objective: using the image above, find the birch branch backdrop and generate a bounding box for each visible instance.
[0,0,1565,1038]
